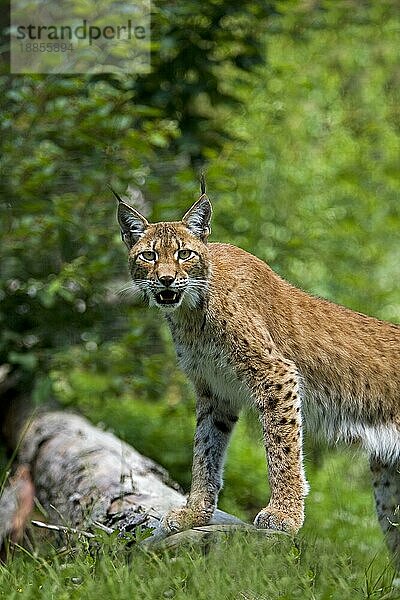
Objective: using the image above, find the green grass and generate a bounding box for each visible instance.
[1,449,398,600]
[0,527,396,600]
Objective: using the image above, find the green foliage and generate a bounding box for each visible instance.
[126,0,273,161]
[0,75,172,399]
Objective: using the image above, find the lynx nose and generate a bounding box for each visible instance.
[158,275,175,287]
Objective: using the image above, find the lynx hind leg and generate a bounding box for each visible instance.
[370,458,400,568]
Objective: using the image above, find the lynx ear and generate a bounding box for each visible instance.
[182,195,212,242]
[112,185,149,248]
[117,200,149,249]
[117,202,149,248]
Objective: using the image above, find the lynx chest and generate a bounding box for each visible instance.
[167,316,251,411]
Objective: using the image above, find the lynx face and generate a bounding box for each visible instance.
[117,195,212,311]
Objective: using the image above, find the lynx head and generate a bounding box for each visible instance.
[116,186,212,311]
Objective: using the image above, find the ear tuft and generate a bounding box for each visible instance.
[117,201,149,249]
[200,172,206,196]
[182,195,212,242]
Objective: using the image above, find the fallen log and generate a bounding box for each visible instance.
[1,407,261,551]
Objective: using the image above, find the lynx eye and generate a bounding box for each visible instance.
[138,250,157,262]
[177,249,195,261]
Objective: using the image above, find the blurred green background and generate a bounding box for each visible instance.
[1,0,399,580]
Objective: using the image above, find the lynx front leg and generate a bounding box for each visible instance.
[161,389,238,534]
[251,359,309,534]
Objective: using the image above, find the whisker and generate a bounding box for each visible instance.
[114,280,150,303]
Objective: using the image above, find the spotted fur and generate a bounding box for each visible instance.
[117,191,400,557]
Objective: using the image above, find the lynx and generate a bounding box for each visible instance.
[116,183,400,559]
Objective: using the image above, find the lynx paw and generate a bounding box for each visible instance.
[160,506,211,534]
[253,507,301,534]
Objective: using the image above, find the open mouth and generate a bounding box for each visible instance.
[155,290,181,306]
